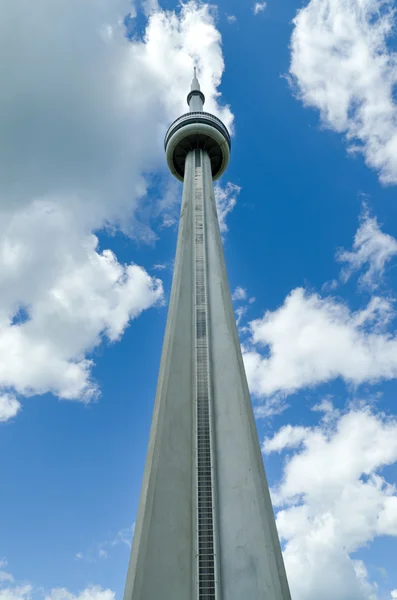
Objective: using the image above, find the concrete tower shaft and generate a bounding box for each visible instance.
[124,73,291,600]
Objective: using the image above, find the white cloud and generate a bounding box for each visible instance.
[0,1,232,223]
[0,563,114,600]
[289,0,397,184]
[0,203,163,402]
[262,424,310,453]
[227,14,237,24]
[321,279,339,293]
[232,287,256,330]
[109,524,135,548]
[214,182,241,234]
[337,204,397,290]
[264,404,397,599]
[0,1,233,414]
[244,205,397,406]
[141,0,160,16]
[0,584,33,600]
[0,394,21,423]
[235,306,248,327]
[232,286,247,301]
[45,588,114,600]
[0,567,31,600]
[244,289,397,401]
[75,524,134,562]
[391,590,397,599]
[253,396,289,419]
[312,397,341,423]
[253,2,267,15]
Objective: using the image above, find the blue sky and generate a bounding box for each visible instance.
[1,1,397,599]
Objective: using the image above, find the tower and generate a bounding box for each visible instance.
[124,71,291,600]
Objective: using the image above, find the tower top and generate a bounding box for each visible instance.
[165,71,230,181]
[187,67,205,111]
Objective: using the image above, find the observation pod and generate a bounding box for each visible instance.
[165,72,231,181]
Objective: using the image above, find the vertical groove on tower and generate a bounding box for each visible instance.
[194,149,218,600]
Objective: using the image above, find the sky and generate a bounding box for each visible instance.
[1,0,397,599]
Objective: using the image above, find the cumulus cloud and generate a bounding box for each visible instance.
[0,0,232,223]
[244,289,397,400]
[0,1,233,418]
[0,563,31,600]
[235,306,249,328]
[0,201,163,402]
[141,0,160,16]
[44,587,114,600]
[0,584,33,600]
[262,424,310,452]
[243,204,397,407]
[264,403,397,599]
[0,581,114,600]
[290,0,397,184]
[0,560,115,600]
[337,204,397,290]
[0,394,21,423]
[232,286,247,301]
[75,524,134,562]
[214,182,241,234]
[253,2,267,14]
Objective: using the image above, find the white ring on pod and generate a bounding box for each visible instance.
[165,122,230,182]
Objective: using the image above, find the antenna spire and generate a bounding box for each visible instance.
[187,66,205,111]
[191,67,200,92]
